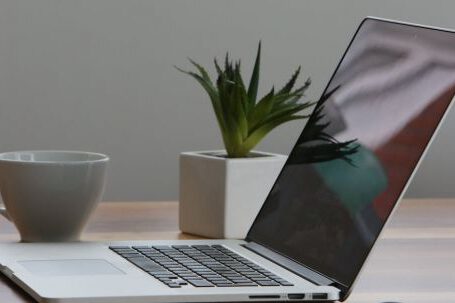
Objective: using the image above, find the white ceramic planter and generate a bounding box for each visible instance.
[179,150,287,239]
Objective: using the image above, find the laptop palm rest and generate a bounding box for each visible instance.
[19,259,125,276]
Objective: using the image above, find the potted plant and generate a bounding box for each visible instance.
[177,42,313,238]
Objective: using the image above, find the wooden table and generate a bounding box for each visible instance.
[0,199,454,302]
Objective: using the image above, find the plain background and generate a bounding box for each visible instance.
[0,0,454,201]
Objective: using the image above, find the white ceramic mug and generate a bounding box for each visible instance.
[0,150,109,242]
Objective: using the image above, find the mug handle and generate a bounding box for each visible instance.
[0,183,10,221]
[0,204,11,221]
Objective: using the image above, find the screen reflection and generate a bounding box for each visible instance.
[247,19,455,287]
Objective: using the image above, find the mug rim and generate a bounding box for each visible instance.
[0,150,109,164]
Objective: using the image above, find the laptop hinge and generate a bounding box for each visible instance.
[243,242,336,287]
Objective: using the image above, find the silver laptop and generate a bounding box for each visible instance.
[1,17,455,303]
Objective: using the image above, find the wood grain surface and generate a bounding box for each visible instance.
[0,199,453,303]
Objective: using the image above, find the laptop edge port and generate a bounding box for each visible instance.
[287,293,305,300]
[312,293,328,300]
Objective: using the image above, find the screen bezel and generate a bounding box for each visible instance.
[245,17,455,301]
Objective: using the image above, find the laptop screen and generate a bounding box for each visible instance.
[247,18,455,289]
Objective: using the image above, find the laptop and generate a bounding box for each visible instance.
[1,17,455,303]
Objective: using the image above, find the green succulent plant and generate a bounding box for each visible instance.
[177,42,314,158]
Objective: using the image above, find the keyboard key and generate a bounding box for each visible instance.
[112,248,136,253]
[256,280,280,286]
[179,273,200,277]
[213,283,235,287]
[230,278,251,282]
[152,273,176,278]
[251,278,273,282]
[153,245,172,250]
[120,253,143,258]
[232,283,258,287]
[109,246,130,250]
[129,262,164,272]
[245,274,267,278]
[277,281,294,286]
[172,245,191,249]
[211,279,233,284]
[187,279,215,287]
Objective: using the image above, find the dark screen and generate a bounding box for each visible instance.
[247,19,455,288]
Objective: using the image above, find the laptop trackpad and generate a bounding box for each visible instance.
[19,259,125,276]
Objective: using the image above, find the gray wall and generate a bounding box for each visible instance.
[0,0,454,201]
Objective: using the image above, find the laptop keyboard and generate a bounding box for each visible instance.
[109,244,294,288]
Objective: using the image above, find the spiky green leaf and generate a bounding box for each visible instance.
[247,42,261,107]
[278,66,301,95]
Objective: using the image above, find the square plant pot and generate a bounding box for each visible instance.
[179,150,286,239]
